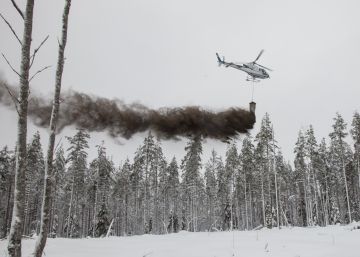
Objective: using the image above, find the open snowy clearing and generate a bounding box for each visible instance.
[1,224,360,257]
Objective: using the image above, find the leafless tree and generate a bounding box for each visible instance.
[0,1,52,256]
[3,1,35,257]
[34,1,72,256]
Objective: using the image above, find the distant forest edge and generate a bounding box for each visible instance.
[0,112,360,238]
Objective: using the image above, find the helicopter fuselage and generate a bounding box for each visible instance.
[225,62,269,79]
[216,51,271,80]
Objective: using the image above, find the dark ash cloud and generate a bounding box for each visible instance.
[0,80,255,141]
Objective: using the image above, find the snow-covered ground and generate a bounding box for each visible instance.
[1,223,359,257]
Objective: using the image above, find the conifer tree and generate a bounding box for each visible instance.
[23,132,45,236]
[65,129,90,237]
[166,157,180,233]
[224,143,239,230]
[204,150,219,231]
[95,203,110,237]
[329,113,352,223]
[51,146,66,237]
[294,130,307,226]
[350,112,360,218]
[255,113,275,227]
[0,146,14,238]
[181,136,203,232]
[305,125,319,225]
[240,136,255,229]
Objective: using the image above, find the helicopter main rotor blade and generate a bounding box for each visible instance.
[253,49,264,63]
[256,63,273,71]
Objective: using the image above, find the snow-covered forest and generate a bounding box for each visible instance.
[1,112,359,239]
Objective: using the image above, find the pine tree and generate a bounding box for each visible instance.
[95,203,110,237]
[130,132,167,234]
[0,146,14,238]
[166,157,180,233]
[113,158,132,236]
[329,113,352,223]
[240,136,255,230]
[304,125,319,225]
[204,150,219,231]
[255,113,275,227]
[317,139,331,225]
[294,130,307,226]
[65,128,90,237]
[224,143,239,230]
[181,136,203,232]
[23,132,45,236]
[350,112,360,219]
[51,146,66,237]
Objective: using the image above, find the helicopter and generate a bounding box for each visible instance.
[216,50,272,81]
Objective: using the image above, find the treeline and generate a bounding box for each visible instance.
[0,112,359,238]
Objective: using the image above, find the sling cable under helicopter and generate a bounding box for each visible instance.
[216,49,272,102]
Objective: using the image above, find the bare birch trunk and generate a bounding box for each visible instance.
[34,1,71,255]
[7,1,35,257]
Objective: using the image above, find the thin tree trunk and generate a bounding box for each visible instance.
[2,179,13,238]
[67,178,74,237]
[341,150,352,223]
[324,177,330,226]
[7,1,35,256]
[244,179,248,230]
[34,1,71,255]
[93,185,98,237]
[272,129,280,228]
[357,157,360,219]
[261,170,266,226]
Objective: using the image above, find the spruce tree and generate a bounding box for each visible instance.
[240,136,255,230]
[51,146,66,237]
[0,146,14,238]
[224,143,239,230]
[95,203,110,237]
[305,125,319,225]
[65,128,90,237]
[294,130,307,226]
[23,132,45,236]
[181,136,203,232]
[329,113,352,223]
[350,112,360,218]
[166,157,180,233]
[204,150,219,231]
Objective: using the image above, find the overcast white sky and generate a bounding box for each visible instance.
[1,0,360,166]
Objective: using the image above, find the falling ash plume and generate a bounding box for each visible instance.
[0,80,255,141]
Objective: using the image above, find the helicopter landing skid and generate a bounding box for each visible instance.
[246,77,260,83]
